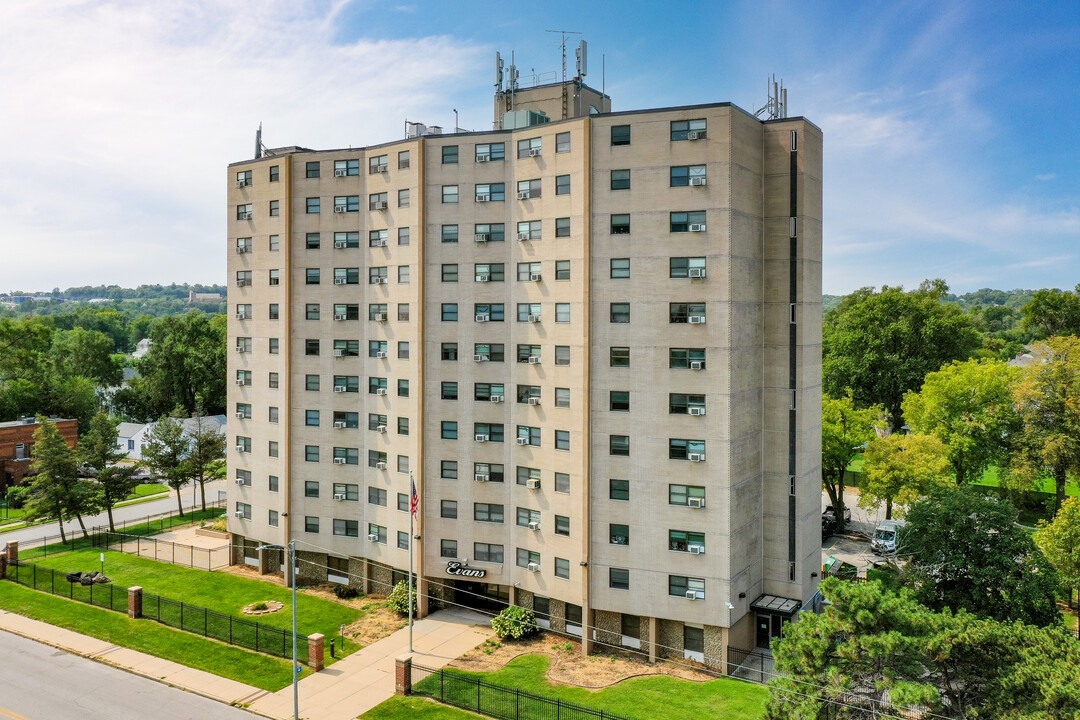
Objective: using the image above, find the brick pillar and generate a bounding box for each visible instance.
[5,541,18,564]
[308,633,325,671]
[128,586,143,619]
[648,616,658,664]
[395,655,413,695]
[581,607,594,656]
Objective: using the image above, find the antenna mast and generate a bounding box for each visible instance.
[754,74,788,120]
[546,29,581,82]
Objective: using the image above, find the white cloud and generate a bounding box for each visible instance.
[0,0,486,291]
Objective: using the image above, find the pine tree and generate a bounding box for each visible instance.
[79,412,138,532]
[141,413,190,516]
[26,417,99,540]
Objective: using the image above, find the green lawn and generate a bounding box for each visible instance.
[397,654,767,720]
[27,549,365,661]
[127,483,169,499]
[364,696,484,720]
[0,580,300,691]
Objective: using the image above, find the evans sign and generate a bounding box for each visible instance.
[445,561,486,578]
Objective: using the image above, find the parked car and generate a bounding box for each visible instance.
[824,504,852,523]
[821,513,837,539]
[871,519,906,555]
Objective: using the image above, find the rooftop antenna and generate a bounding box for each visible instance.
[575,39,588,117]
[754,74,788,120]
[546,29,581,82]
[254,123,263,159]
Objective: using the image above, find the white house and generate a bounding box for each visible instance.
[117,415,227,462]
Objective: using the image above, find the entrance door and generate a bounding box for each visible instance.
[756,614,772,648]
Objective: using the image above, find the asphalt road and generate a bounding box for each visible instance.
[0,631,254,720]
[0,479,227,546]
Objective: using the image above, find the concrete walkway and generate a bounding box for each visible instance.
[0,603,491,720]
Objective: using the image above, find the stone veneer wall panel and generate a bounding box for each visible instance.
[296,551,326,585]
[594,610,621,650]
[549,599,567,634]
[657,619,684,660]
[703,625,726,671]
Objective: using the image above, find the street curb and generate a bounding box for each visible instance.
[0,621,281,719]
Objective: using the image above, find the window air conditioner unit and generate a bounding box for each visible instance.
[334,349,345,357]
[373,201,388,210]
[475,275,490,283]
[475,153,490,162]
[334,169,348,177]
[489,395,503,403]
[517,191,531,200]
[334,493,347,501]
[475,315,489,323]
[235,379,247,386]
[688,316,706,324]
[235,312,247,320]
[526,479,540,489]
[688,497,706,508]
[529,148,542,157]
[474,233,489,243]
[687,130,705,140]
[235,180,248,188]
[688,267,706,278]
[375,350,388,359]
[239,211,252,220]
[474,434,488,443]
[689,545,705,555]
[474,474,489,482]
[527,519,540,530]
[527,356,541,364]
[236,246,249,254]
[527,397,540,406]
[375,461,387,470]
[688,223,706,232]
[235,412,246,419]
[375,164,388,173]
[235,445,247,453]
[235,346,247,353]
[689,176,707,186]
[475,195,490,203]
[527,562,540,572]
[527,314,541,323]
[334,278,348,285]
[333,385,347,393]
[235,479,246,485]
[377,277,388,284]
[375,388,387,395]
[376,425,387,433]
[373,313,386,322]
[333,458,347,465]
[685,590,698,600]
[517,232,531,241]
[333,421,346,429]
[235,511,245,518]
[529,273,542,282]
[688,453,705,462]
[516,437,529,446]
[236,279,250,287]
[372,238,387,247]
[334,241,348,249]
[474,354,488,362]
[367,533,379,541]
[688,407,706,416]
[334,313,347,321]
[334,205,348,213]
[689,361,704,370]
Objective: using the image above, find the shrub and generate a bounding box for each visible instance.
[333,585,360,600]
[491,606,538,640]
[251,601,269,611]
[387,580,417,615]
[5,486,28,510]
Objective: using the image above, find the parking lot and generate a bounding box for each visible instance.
[821,487,888,574]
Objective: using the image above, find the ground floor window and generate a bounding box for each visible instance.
[684,624,705,663]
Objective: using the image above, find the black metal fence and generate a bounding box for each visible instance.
[91,531,229,571]
[726,646,775,684]
[6,561,308,663]
[410,663,636,720]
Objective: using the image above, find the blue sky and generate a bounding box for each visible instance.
[0,0,1076,295]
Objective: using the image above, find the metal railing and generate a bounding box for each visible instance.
[91,531,229,571]
[726,646,775,684]
[410,662,637,720]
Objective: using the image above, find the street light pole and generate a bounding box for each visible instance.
[259,541,299,720]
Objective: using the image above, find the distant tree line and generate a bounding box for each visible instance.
[0,283,227,320]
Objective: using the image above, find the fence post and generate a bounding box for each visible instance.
[128,586,143,618]
[0,555,6,579]
[394,655,412,695]
[309,633,325,671]
[229,616,233,644]
[6,541,18,565]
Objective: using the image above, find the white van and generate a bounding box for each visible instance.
[871,519,905,555]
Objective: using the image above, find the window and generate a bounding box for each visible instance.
[670,257,707,278]
[474,503,504,523]
[397,454,409,474]
[670,303,706,323]
[305,516,319,533]
[333,447,359,465]
[610,435,630,456]
[440,500,457,519]
[268,407,279,423]
[555,303,570,323]
[554,388,570,408]
[306,161,320,178]
[516,507,541,527]
[441,540,457,558]
[554,557,570,579]
[610,568,629,590]
[610,214,630,234]
[670,347,707,369]
[441,343,458,362]
[368,377,388,394]
[442,145,458,164]
[442,185,458,203]
[669,484,706,506]
[609,479,629,501]
[269,475,279,492]
[397,379,409,398]
[517,425,541,447]
[367,303,387,321]
[333,375,359,392]
[517,137,542,158]
[235,237,252,254]
[516,304,541,323]
[474,303,504,322]
[555,260,570,279]
[441,225,459,243]
[671,165,707,187]
[554,515,570,536]
[475,343,505,362]
[669,530,706,553]
[474,263,505,282]
[554,473,570,493]
[441,461,458,479]
[670,393,707,414]
[367,487,388,507]
[517,262,541,281]
[397,341,409,360]
[368,450,387,467]
[610,347,630,367]
[235,469,251,486]
[517,548,541,568]
[268,441,279,457]
[306,197,320,214]
[398,188,410,207]
[333,520,359,538]
[268,338,279,355]
[236,370,252,387]
[367,266,387,284]
[473,422,503,442]
[474,183,505,202]
[368,414,387,432]
[669,439,706,460]
[331,303,359,321]
[610,303,630,323]
[333,483,359,501]
[306,233,321,249]
[333,411,360,429]
[269,234,279,251]
[236,270,252,287]
[368,524,387,544]
[397,531,409,550]
[476,383,506,402]
[398,150,410,169]
[610,258,630,278]
[609,524,629,545]
[234,502,251,520]
[517,220,541,240]
[268,372,279,389]
[610,391,630,412]
[441,421,457,440]
[269,165,279,182]
[441,382,458,400]
[610,169,630,190]
[555,430,570,450]
[555,175,570,195]
[305,339,320,356]
[554,346,570,366]
[474,543,503,563]
[516,385,539,404]
[516,466,540,486]
[475,142,505,162]
[398,227,410,245]
[269,510,279,527]
[367,193,387,210]
[268,200,279,217]
[670,211,707,232]
[236,204,253,220]
[268,304,279,319]
[671,118,707,141]
[475,223,505,242]
[305,268,320,285]
[555,131,571,153]
[367,229,387,248]
[332,158,358,176]
[441,303,458,322]
[669,575,705,599]
[611,124,630,146]
[305,410,320,427]
[517,178,541,199]
[334,339,360,357]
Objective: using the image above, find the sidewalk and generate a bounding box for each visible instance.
[0,603,492,720]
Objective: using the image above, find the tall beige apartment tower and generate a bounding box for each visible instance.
[226,77,822,670]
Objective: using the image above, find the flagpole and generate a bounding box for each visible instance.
[408,472,415,653]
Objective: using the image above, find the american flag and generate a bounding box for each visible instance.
[410,477,419,518]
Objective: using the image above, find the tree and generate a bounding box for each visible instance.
[25,417,98,541]
[821,393,881,530]
[78,412,138,532]
[1011,336,1080,513]
[1021,287,1080,339]
[50,327,123,387]
[901,358,1020,486]
[823,280,981,429]
[128,312,226,420]
[183,409,225,511]
[1035,496,1080,623]
[140,414,190,516]
[903,487,1060,627]
[859,432,951,519]
[766,577,1080,720]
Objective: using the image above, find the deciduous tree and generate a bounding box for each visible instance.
[1021,286,1080,339]
[140,413,190,516]
[1034,496,1080,625]
[183,409,225,511]
[859,432,951,519]
[821,393,881,530]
